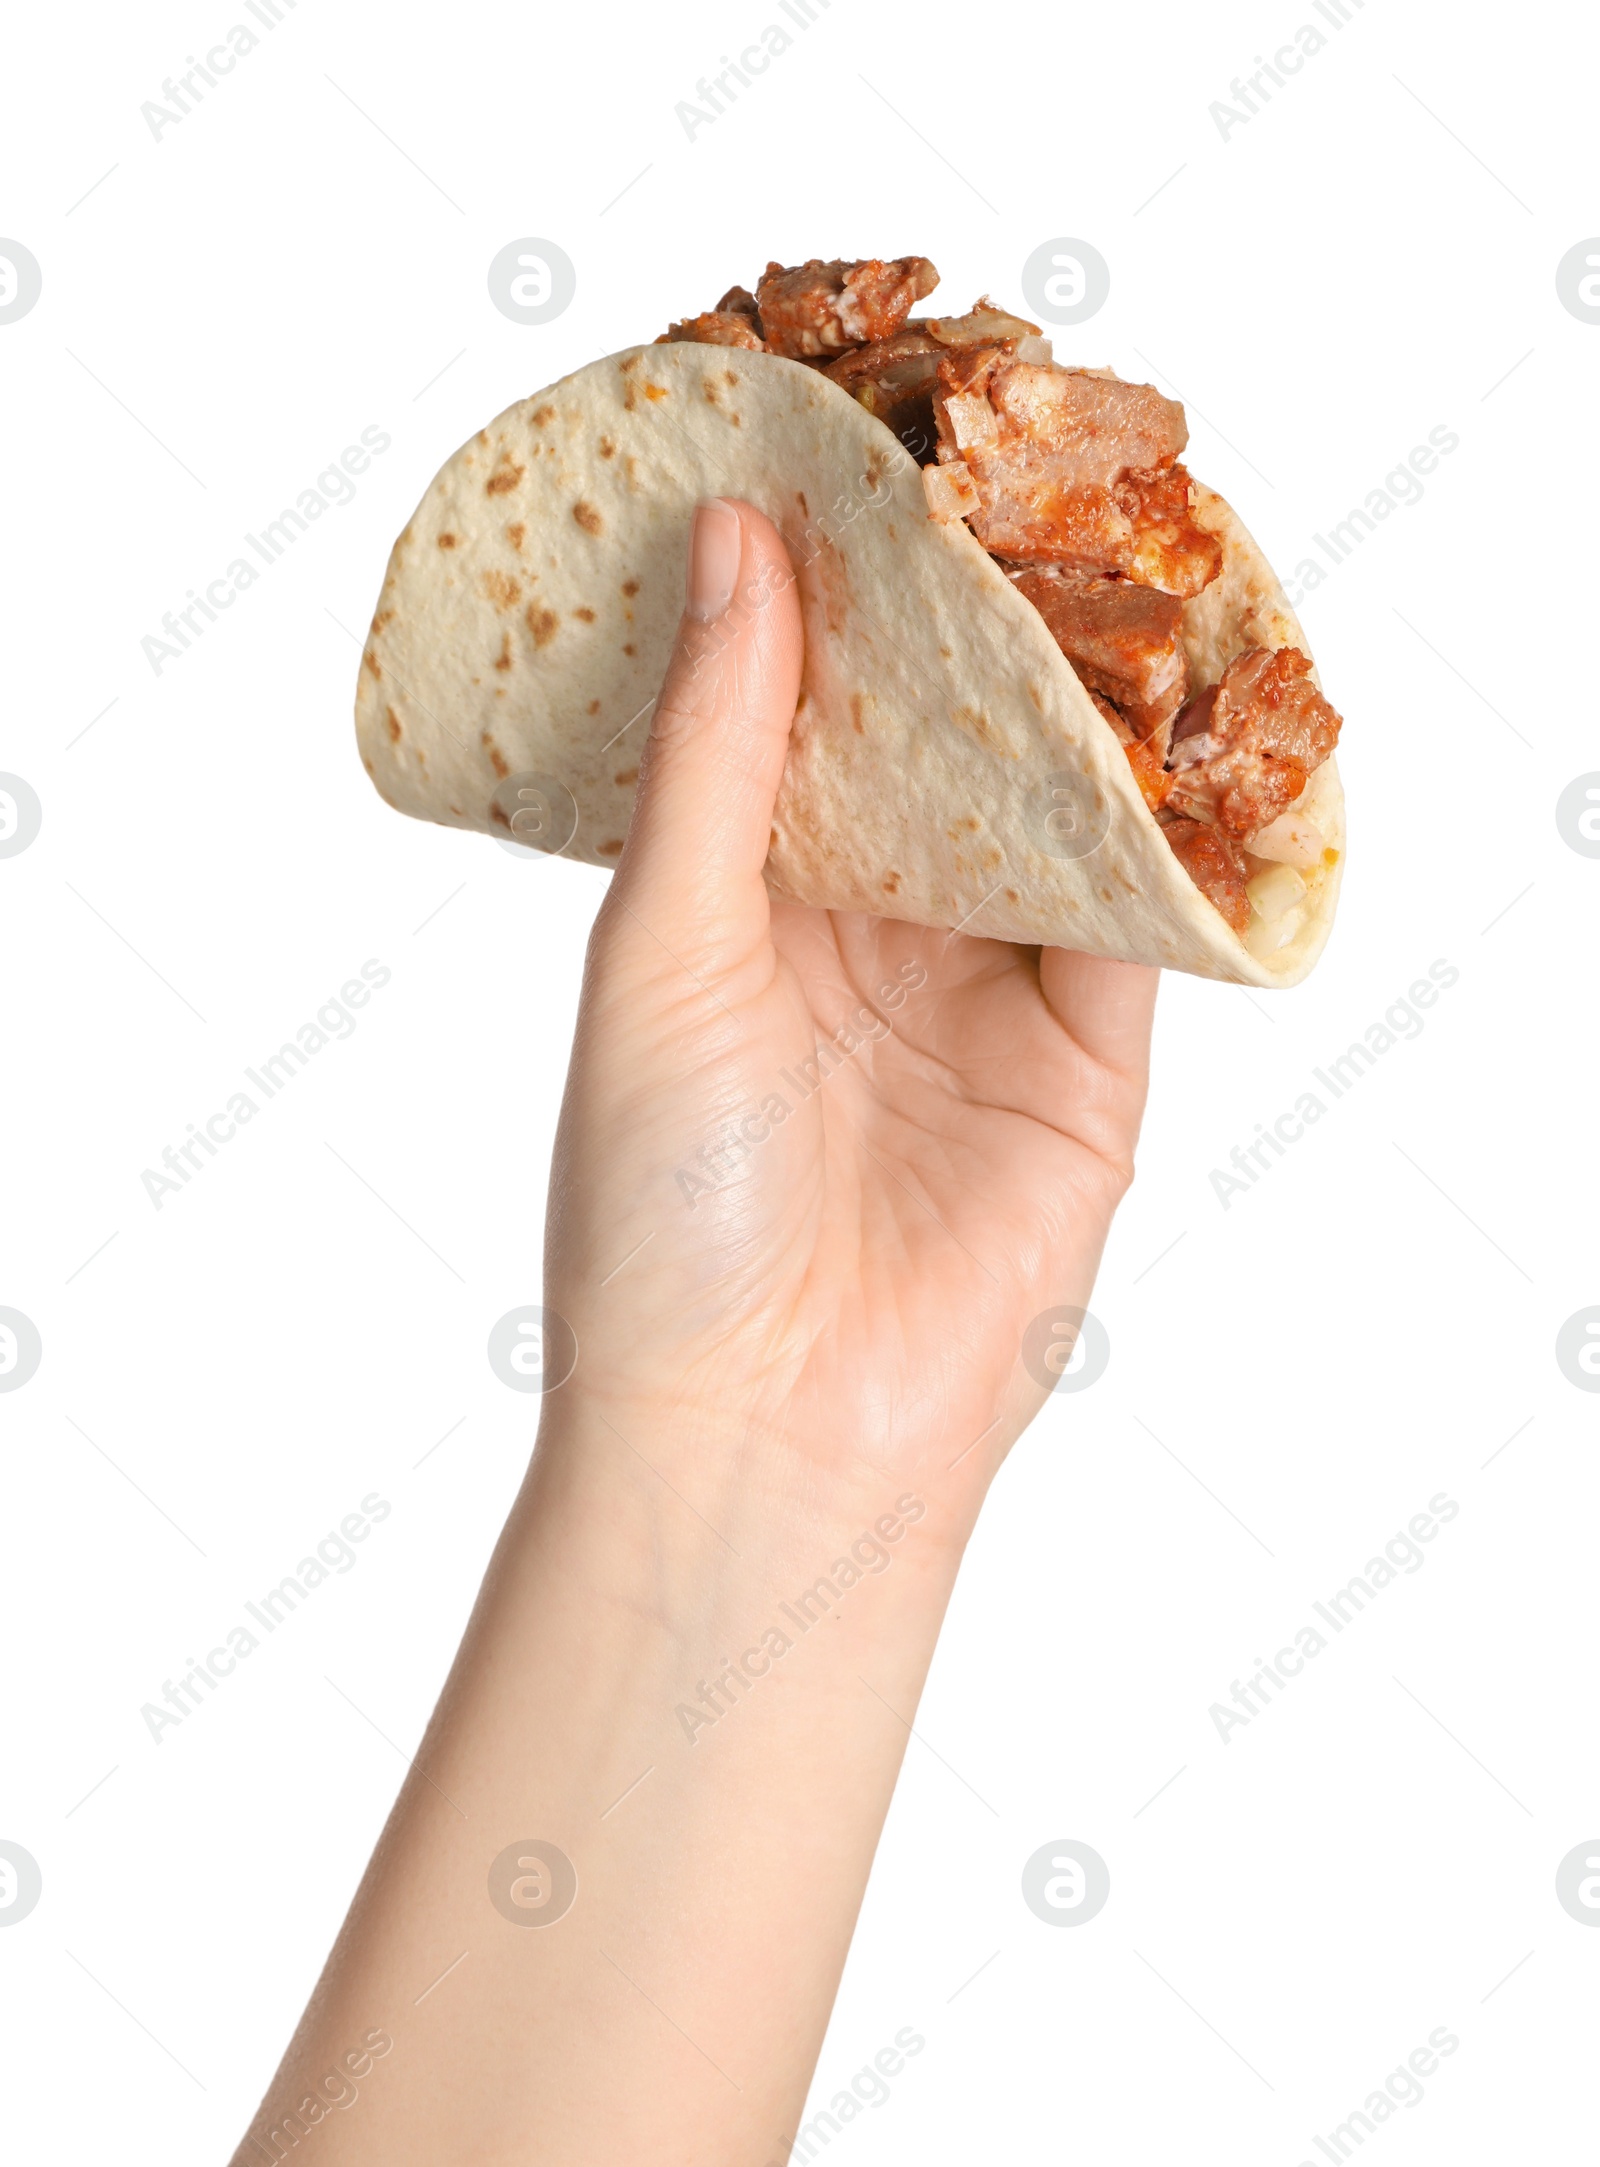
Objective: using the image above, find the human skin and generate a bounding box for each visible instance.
[232,500,1156,2164]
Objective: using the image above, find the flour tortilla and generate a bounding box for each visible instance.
[354,342,1343,986]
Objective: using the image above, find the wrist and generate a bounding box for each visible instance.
[530,1388,973,1603]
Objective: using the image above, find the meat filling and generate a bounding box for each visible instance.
[1167,647,1342,839]
[1158,819,1251,934]
[823,306,1043,461]
[1008,569,1188,742]
[654,256,1343,945]
[931,353,1220,594]
[754,256,938,357]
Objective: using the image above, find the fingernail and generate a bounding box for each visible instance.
[685,497,742,621]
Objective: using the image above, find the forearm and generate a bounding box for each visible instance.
[235,1403,967,2165]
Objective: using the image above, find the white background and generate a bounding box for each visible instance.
[3,1,1597,2159]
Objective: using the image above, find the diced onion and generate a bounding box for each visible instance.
[943,392,998,451]
[923,461,979,522]
[1015,335,1054,364]
[1245,905,1304,961]
[1246,810,1327,869]
[1246,863,1307,921]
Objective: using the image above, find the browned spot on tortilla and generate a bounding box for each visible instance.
[532,404,555,425]
[625,455,641,488]
[449,805,464,817]
[372,608,396,632]
[1098,885,1114,903]
[796,491,808,515]
[485,461,524,495]
[599,437,616,457]
[887,523,897,541]
[507,522,526,552]
[490,801,510,828]
[482,734,510,779]
[724,370,738,386]
[850,693,866,735]
[812,535,851,635]
[703,381,720,404]
[730,413,741,426]
[643,383,668,401]
[619,355,639,373]
[865,447,887,489]
[363,757,375,776]
[981,847,1003,870]
[614,765,639,786]
[955,703,998,745]
[939,644,953,659]
[587,699,601,715]
[493,632,513,672]
[437,532,458,549]
[598,838,624,855]
[621,578,640,597]
[1114,869,1137,893]
[573,501,603,535]
[480,569,521,609]
[795,690,808,713]
[385,707,402,743]
[527,604,559,648]
[1026,682,1043,712]
[1004,887,1019,903]
[622,643,636,656]
[622,383,638,411]
[882,872,900,894]
[363,649,381,681]
[477,430,489,446]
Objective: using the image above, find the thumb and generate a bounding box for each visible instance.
[613,498,803,954]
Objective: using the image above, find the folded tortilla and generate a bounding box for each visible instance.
[353,341,1343,986]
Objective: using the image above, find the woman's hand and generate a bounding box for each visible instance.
[233,497,1157,2167]
[549,496,1157,1526]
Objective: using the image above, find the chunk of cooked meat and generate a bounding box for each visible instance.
[826,327,947,458]
[1124,732,1174,812]
[657,309,766,350]
[1160,816,1250,932]
[1166,646,1342,839]
[658,284,766,349]
[1116,461,1224,598]
[1009,568,1188,739]
[824,305,1041,462]
[932,354,1220,595]
[755,256,939,356]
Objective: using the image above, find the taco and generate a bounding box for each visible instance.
[354,254,1344,985]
